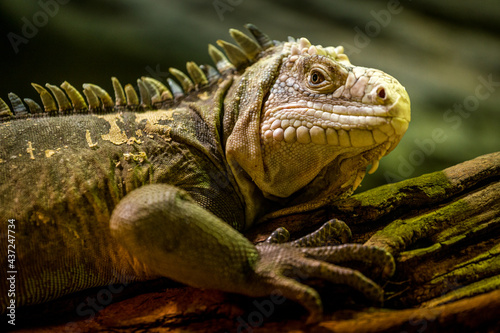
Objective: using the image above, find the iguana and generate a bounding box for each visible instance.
[0,24,410,324]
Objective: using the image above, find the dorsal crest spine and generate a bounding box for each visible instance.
[0,24,347,122]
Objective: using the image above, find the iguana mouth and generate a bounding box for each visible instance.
[261,102,408,145]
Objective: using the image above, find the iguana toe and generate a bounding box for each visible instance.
[301,244,396,279]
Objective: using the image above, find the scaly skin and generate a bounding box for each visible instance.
[0,25,409,323]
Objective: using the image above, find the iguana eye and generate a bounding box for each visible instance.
[301,57,346,93]
[309,70,325,85]
[306,67,335,92]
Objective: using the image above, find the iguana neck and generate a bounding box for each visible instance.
[224,48,287,227]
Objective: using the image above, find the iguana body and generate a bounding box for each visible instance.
[0,25,410,323]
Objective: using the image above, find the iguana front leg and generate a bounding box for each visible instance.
[110,184,394,323]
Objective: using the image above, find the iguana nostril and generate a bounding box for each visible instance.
[377,87,386,99]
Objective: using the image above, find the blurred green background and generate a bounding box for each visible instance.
[0,0,499,191]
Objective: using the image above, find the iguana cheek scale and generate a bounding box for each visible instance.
[0,24,410,323]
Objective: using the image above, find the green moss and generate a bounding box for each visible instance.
[366,196,471,254]
[351,171,452,210]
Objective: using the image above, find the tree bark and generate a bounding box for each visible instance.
[11,152,500,333]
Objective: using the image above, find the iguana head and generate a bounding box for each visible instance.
[224,25,410,221]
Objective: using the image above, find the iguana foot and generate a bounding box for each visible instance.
[251,220,395,323]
